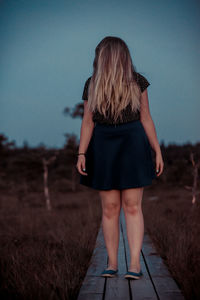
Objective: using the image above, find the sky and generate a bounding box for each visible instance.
[0,0,199,148]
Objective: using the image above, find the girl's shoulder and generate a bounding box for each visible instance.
[134,72,150,93]
[82,76,92,100]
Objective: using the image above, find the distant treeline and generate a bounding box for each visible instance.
[0,133,200,191]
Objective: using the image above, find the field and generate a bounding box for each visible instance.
[0,135,200,299]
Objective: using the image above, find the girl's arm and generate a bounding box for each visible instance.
[77,101,94,175]
[140,89,164,176]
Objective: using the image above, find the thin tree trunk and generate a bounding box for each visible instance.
[190,152,200,205]
[42,158,52,211]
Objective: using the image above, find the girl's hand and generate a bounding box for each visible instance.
[155,151,164,176]
[76,155,88,176]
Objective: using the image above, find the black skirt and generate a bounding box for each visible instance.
[79,120,157,190]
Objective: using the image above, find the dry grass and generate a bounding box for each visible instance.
[1,181,200,300]
[0,140,200,300]
[143,182,200,300]
[0,185,102,300]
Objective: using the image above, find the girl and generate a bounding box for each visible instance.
[76,36,164,279]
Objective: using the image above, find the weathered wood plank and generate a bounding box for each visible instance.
[105,220,130,300]
[77,224,106,300]
[142,234,185,299]
[120,209,158,299]
[86,225,108,276]
[77,291,103,300]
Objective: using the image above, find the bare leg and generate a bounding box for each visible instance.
[99,189,121,270]
[121,187,144,272]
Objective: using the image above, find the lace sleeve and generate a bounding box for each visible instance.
[82,77,91,100]
[136,73,150,93]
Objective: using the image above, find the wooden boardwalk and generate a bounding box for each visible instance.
[77,209,185,300]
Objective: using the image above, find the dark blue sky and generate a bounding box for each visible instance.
[0,0,199,148]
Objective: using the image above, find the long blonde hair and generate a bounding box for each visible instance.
[87,36,142,123]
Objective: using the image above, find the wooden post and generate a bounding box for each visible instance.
[42,155,57,211]
[190,152,200,204]
[184,152,200,205]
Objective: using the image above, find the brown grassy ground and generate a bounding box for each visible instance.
[143,182,200,300]
[0,184,102,300]
[1,128,200,299]
[0,140,200,300]
[0,181,199,299]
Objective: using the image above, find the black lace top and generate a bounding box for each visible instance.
[81,72,150,125]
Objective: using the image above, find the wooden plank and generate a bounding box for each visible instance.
[105,219,130,300]
[86,225,108,276]
[142,234,185,299]
[77,224,106,300]
[77,291,103,300]
[120,209,158,300]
